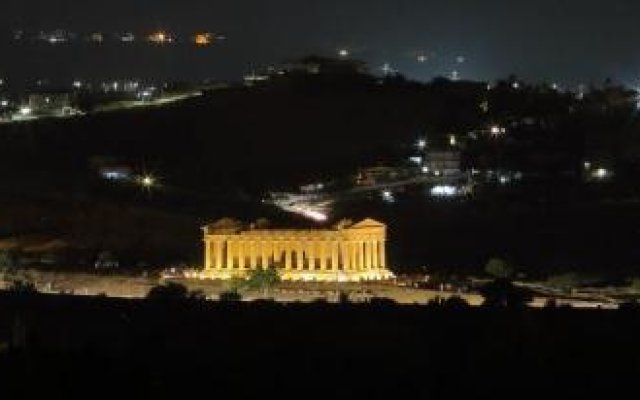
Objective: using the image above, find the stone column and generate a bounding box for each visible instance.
[307,241,315,271]
[277,240,284,268]
[247,241,254,270]
[253,240,260,268]
[325,241,333,272]
[370,241,375,269]
[214,240,220,269]
[248,241,255,269]
[340,242,348,271]
[213,240,224,269]
[205,239,212,270]
[342,240,353,270]
[331,241,339,271]
[284,241,292,270]
[370,240,377,269]
[380,240,386,268]
[209,241,215,269]
[352,241,359,271]
[260,240,267,268]
[271,241,278,267]
[296,242,304,271]
[349,241,356,270]
[319,241,326,270]
[361,241,367,269]
[237,240,244,269]
[226,240,233,269]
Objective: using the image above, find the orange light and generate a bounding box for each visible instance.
[193,33,212,46]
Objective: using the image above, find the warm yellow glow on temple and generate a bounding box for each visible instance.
[200,218,394,282]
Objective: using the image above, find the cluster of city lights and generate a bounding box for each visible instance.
[10,29,224,46]
[490,125,507,137]
[100,167,158,191]
[381,190,396,203]
[430,185,459,197]
[584,161,612,181]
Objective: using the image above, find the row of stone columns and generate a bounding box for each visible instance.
[205,238,386,272]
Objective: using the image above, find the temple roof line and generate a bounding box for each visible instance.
[203,218,385,234]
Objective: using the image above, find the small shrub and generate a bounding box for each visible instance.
[219,290,242,302]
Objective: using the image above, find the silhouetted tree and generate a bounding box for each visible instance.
[485,258,514,279]
[369,297,397,307]
[8,279,37,294]
[147,282,189,300]
[227,277,248,292]
[442,295,470,309]
[0,250,18,269]
[628,278,640,293]
[247,267,281,297]
[546,272,582,292]
[338,291,350,304]
[188,289,207,301]
[219,290,242,302]
[479,278,533,307]
[618,301,640,312]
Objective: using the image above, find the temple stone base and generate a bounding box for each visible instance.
[193,268,395,282]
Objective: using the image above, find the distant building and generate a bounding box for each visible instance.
[425,150,461,176]
[355,166,402,186]
[193,33,213,46]
[0,97,11,120]
[281,55,369,76]
[147,31,174,44]
[38,29,72,44]
[99,166,132,181]
[582,159,614,182]
[27,92,73,116]
[100,80,141,93]
[300,182,326,193]
[88,32,104,43]
[90,157,133,181]
[243,71,271,86]
[199,218,394,282]
[117,32,135,43]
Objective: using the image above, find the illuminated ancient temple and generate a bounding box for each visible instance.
[200,218,394,282]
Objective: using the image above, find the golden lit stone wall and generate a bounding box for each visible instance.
[199,218,394,282]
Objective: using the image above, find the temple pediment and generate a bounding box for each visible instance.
[348,218,386,229]
[204,218,244,233]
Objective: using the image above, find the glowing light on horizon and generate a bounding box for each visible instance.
[592,168,610,180]
[193,33,212,46]
[490,125,506,136]
[382,190,395,203]
[148,31,173,44]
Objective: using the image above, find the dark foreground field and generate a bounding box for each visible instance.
[1,293,639,398]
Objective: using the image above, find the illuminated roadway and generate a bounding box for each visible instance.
[266,173,468,221]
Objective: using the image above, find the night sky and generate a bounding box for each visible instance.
[2,0,640,86]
